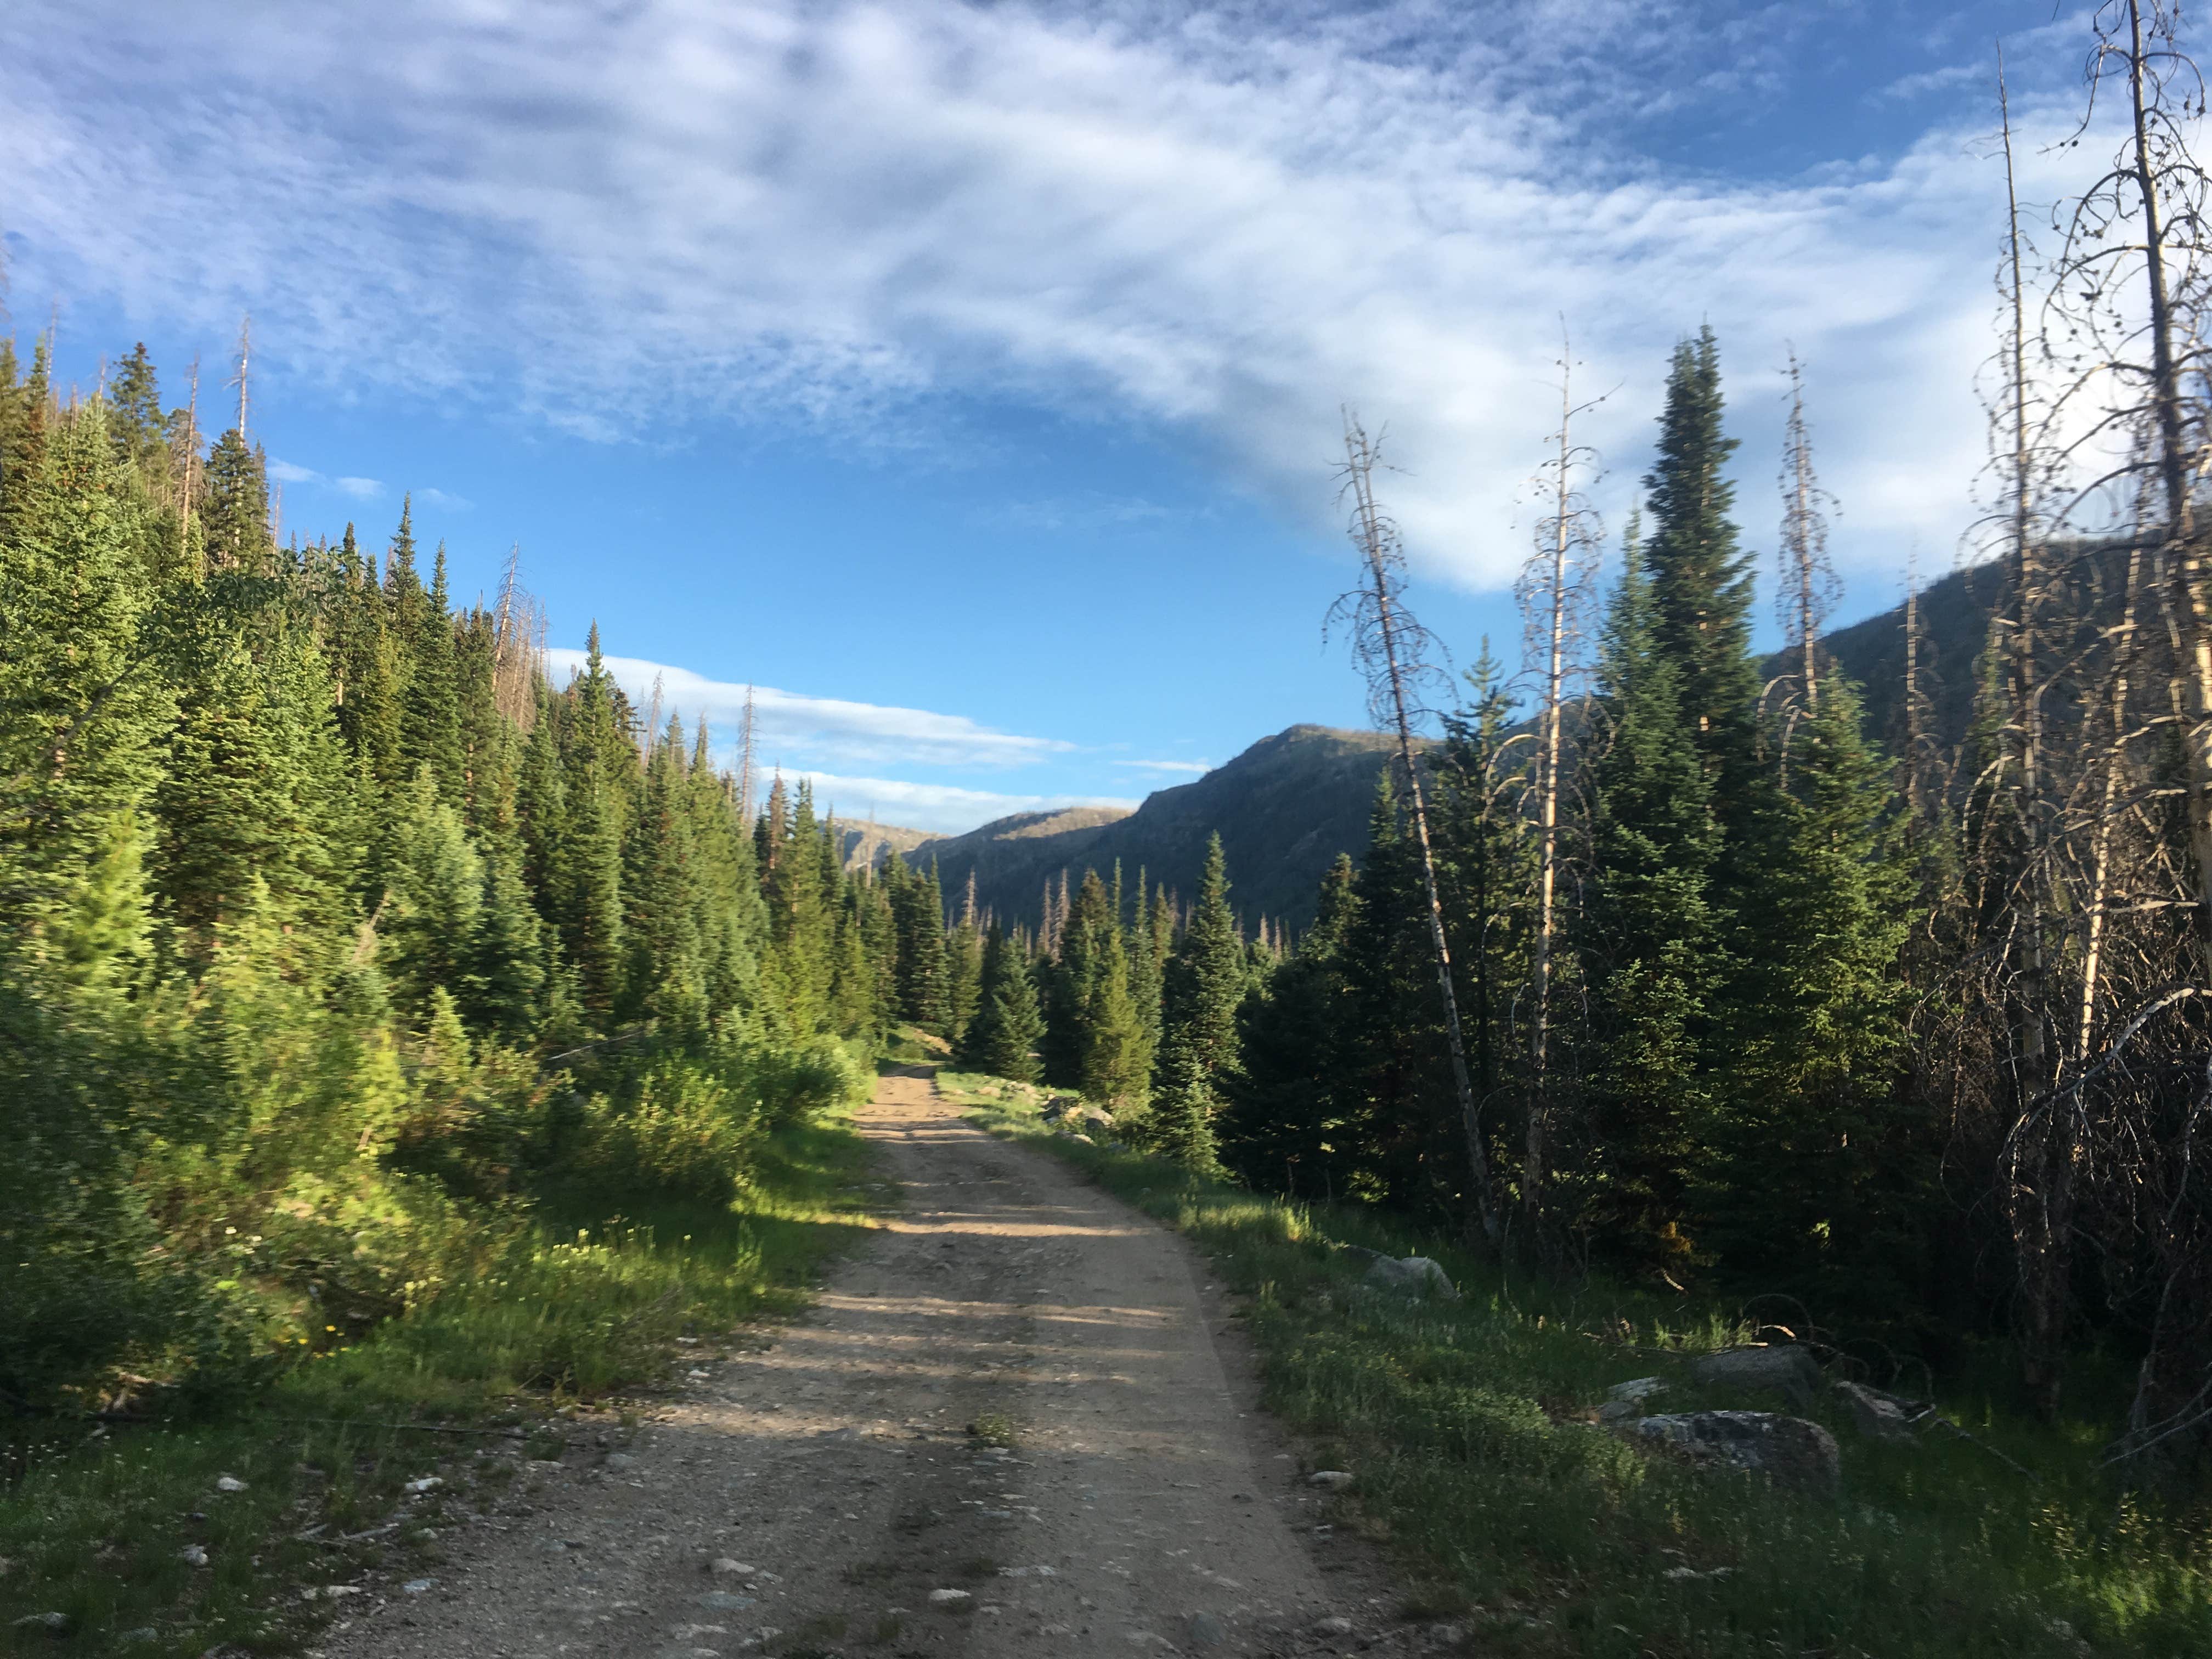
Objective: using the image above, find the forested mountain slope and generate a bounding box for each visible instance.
[907,724,1408,934]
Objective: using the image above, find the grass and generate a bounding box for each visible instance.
[0,1112,877,1658]
[955,1081,2212,1659]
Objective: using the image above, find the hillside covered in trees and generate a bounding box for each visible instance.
[894,723,1406,937]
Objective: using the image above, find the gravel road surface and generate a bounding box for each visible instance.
[320,1067,1413,1659]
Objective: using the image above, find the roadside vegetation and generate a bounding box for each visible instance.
[953,1079,2212,1659]
[0,344,919,1651]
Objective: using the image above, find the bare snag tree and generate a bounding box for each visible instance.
[1513,331,1605,1250]
[2014,0,2212,1460]
[1331,413,1502,1250]
[1774,348,1841,736]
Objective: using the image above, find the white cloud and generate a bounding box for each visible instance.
[783,771,1136,836]
[0,2,2118,587]
[417,487,473,511]
[545,648,1076,771]
[270,458,387,498]
[1114,758,1213,775]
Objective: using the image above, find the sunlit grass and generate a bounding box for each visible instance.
[967,1091,2212,1659]
[0,1113,875,1659]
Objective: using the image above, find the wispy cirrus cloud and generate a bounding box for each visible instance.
[545,649,1077,773]
[0,1,2108,588]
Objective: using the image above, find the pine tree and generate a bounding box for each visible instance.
[1642,328,1762,819]
[329,525,405,787]
[0,397,171,966]
[1151,834,1243,1166]
[1583,548,1723,1268]
[381,767,485,1017]
[200,427,270,573]
[622,716,706,1030]
[891,857,950,1031]
[1704,672,1920,1303]
[1335,775,1457,1210]
[1220,854,1357,1197]
[958,922,1043,1083]
[399,543,465,802]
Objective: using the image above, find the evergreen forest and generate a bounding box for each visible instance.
[5,3,2212,1649]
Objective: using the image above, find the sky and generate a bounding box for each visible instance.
[1,1,2115,832]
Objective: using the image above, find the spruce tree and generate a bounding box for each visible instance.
[1220,854,1357,1197]
[891,857,950,1031]
[1151,834,1244,1166]
[200,427,270,573]
[958,923,1043,1084]
[1583,549,1723,1268]
[398,543,465,803]
[1705,672,1920,1303]
[1642,328,1761,814]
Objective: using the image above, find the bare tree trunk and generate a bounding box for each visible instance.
[1520,343,1600,1247]
[1778,349,1833,715]
[1339,419,1502,1250]
[2000,58,2054,1092]
[2075,537,2148,1060]
[737,684,758,826]
[2121,0,2212,982]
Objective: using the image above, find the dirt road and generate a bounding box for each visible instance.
[322,1068,1404,1659]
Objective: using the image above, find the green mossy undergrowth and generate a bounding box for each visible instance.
[951,1079,2212,1659]
[0,1111,875,1659]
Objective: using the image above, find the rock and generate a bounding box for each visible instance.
[1832,1380,1920,1443]
[1041,1096,1081,1121]
[928,1588,973,1608]
[120,1628,159,1642]
[215,1474,248,1492]
[997,1565,1058,1577]
[606,1453,636,1470]
[10,1612,69,1635]
[403,1476,443,1494]
[402,1577,437,1594]
[180,1544,210,1567]
[1306,1469,1355,1489]
[708,1558,757,1576]
[1626,1410,1841,1496]
[697,1593,757,1611]
[1600,1375,1670,1423]
[1687,1345,1822,1409]
[1312,1615,1355,1637]
[1426,1623,1464,1645]
[1363,1255,1462,1301]
[1188,1611,1228,1645]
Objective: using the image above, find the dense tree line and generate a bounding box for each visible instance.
[962,7,2212,1488]
[0,339,922,1411]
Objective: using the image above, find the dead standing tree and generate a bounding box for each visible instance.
[2028,0,2212,1458]
[1514,337,1605,1249]
[1331,413,1502,1250]
[1773,348,1842,755]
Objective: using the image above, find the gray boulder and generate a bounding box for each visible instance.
[1688,1344,1822,1409]
[1831,1380,1922,1444]
[1364,1255,1461,1301]
[1625,1410,1840,1496]
[1598,1376,1668,1423]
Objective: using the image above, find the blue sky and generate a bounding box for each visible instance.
[2,1,2105,831]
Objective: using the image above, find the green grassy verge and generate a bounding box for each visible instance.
[0,1113,878,1658]
[946,1074,2212,1659]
